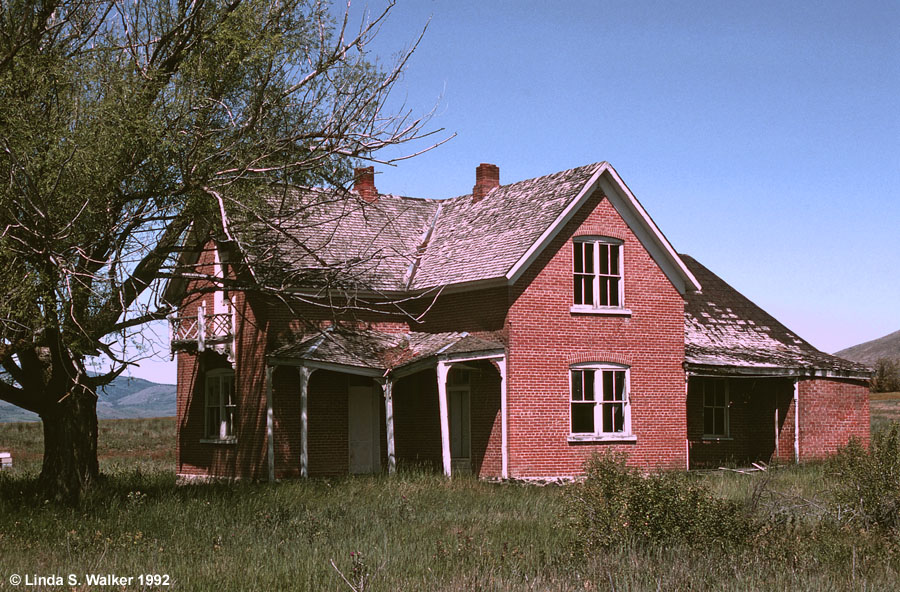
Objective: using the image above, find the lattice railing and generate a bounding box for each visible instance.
[169,302,233,355]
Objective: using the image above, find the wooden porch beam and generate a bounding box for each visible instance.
[436,361,452,477]
[299,366,311,478]
[381,379,396,475]
[265,365,275,482]
[496,358,508,479]
[793,379,800,464]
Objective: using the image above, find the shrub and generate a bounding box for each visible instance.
[828,422,900,532]
[567,452,758,550]
[871,358,900,393]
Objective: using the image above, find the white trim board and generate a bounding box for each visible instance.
[505,162,701,296]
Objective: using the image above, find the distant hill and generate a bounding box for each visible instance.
[0,376,176,423]
[835,329,900,366]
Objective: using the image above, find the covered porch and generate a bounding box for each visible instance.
[263,329,508,480]
[686,369,798,469]
[682,254,872,469]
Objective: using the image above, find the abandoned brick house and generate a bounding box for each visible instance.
[166,161,871,481]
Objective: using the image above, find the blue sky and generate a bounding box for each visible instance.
[130,0,899,383]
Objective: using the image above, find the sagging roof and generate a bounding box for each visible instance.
[268,328,505,374]
[226,162,700,296]
[682,255,871,379]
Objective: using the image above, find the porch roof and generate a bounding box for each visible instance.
[681,255,871,380]
[267,328,505,373]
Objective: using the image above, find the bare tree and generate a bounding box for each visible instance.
[0,0,444,503]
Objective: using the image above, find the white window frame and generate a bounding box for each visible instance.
[567,363,636,442]
[701,378,730,439]
[202,369,237,443]
[571,237,628,314]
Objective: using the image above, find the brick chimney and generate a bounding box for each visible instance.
[472,163,499,203]
[354,166,378,203]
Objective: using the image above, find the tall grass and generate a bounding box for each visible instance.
[0,417,898,590]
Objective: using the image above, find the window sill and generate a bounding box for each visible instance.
[701,436,733,441]
[569,306,632,317]
[200,438,238,445]
[568,433,637,443]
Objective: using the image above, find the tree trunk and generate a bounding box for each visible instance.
[39,379,100,505]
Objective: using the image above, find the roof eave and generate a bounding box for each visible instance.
[684,362,873,381]
[504,162,702,295]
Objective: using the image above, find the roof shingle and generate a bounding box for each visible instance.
[682,255,870,378]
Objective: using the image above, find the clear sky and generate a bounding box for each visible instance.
[128,0,900,384]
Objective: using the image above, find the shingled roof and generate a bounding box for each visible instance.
[234,186,439,292]
[268,328,505,373]
[682,255,871,379]
[228,162,700,295]
[410,163,601,289]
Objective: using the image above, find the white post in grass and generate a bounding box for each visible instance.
[299,366,311,478]
[775,406,780,459]
[437,361,452,477]
[793,378,800,464]
[496,357,508,479]
[382,379,396,475]
[265,365,275,482]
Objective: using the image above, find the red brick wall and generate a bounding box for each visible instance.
[470,361,503,478]
[176,242,269,480]
[504,192,687,477]
[797,378,869,458]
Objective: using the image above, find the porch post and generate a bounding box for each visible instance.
[265,365,275,482]
[774,406,780,459]
[793,378,800,464]
[685,373,690,471]
[299,365,311,477]
[436,361,452,477]
[382,378,396,474]
[197,302,206,352]
[497,357,509,479]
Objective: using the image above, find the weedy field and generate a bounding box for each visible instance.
[870,391,900,432]
[0,404,898,591]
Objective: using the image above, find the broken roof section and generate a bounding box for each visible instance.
[268,328,505,375]
[682,255,871,379]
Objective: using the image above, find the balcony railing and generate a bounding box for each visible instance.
[169,302,234,357]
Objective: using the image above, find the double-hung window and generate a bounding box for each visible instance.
[569,364,634,441]
[204,369,236,442]
[573,238,624,311]
[701,378,729,438]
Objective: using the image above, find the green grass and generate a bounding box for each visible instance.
[871,391,900,432]
[0,412,898,591]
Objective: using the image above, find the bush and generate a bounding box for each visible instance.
[828,422,900,532]
[871,358,900,393]
[567,452,758,550]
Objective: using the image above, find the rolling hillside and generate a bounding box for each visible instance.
[0,377,176,423]
[835,329,900,366]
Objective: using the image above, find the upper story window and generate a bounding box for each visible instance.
[573,238,624,311]
[569,363,635,442]
[204,369,236,442]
